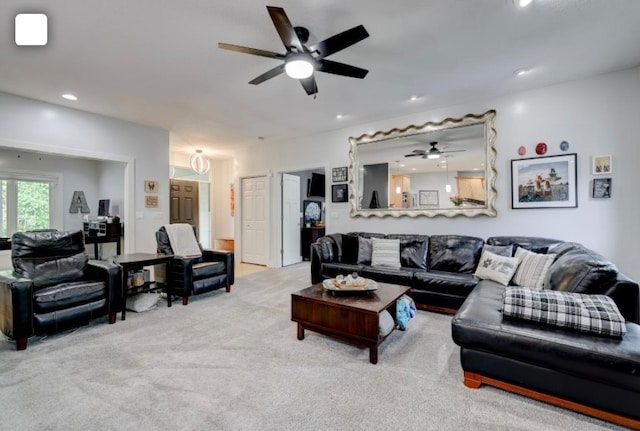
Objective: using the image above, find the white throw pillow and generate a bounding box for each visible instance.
[512,247,557,289]
[371,237,401,268]
[474,250,520,286]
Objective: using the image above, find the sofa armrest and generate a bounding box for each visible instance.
[0,270,34,342]
[203,249,234,285]
[605,275,640,324]
[86,260,121,314]
[310,237,336,284]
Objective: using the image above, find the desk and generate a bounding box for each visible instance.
[113,253,173,321]
[83,222,123,259]
[84,235,121,259]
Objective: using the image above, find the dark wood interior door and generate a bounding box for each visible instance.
[169,179,199,229]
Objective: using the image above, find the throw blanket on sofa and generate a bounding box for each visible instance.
[502,286,626,338]
[163,224,202,257]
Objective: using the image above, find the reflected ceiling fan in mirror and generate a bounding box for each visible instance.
[218,6,369,96]
[404,142,466,160]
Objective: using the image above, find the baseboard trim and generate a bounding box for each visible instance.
[415,303,457,315]
[463,371,640,430]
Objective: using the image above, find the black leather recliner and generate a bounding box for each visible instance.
[0,230,121,350]
[155,225,234,305]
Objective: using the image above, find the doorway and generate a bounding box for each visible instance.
[280,167,325,265]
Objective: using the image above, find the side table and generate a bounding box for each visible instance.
[113,253,173,321]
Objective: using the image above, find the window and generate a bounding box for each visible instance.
[0,172,59,238]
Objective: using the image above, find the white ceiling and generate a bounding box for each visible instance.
[1,0,640,161]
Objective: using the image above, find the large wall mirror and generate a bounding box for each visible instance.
[348,110,497,218]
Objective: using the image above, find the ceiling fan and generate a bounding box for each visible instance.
[404,142,466,159]
[218,6,369,96]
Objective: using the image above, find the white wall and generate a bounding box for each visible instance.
[0,91,170,255]
[234,68,640,280]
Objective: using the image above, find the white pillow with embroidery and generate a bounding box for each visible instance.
[474,250,520,286]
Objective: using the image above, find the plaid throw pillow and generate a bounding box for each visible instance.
[502,286,626,338]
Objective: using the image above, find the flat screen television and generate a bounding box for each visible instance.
[307,173,325,197]
[98,199,110,217]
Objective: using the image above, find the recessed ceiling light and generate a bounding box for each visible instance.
[513,0,533,7]
[514,68,529,76]
[409,95,418,101]
[62,93,77,101]
[336,114,343,119]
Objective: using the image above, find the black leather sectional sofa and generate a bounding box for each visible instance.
[310,232,640,428]
[311,232,556,312]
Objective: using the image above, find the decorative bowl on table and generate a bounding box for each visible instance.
[322,273,378,293]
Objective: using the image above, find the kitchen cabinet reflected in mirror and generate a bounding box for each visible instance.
[349,110,497,218]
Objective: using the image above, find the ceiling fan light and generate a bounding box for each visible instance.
[427,153,440,159]
[285,55,314,79]
[190,149,210,174]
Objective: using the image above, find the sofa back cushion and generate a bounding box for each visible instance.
[386,234,429,269]
[545,244,618,294]
[486,236,563,254]
[11,230,88,290]
[428,235,484,274]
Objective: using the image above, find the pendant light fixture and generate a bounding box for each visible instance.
[445,157,452,193]
[190,149,210,174]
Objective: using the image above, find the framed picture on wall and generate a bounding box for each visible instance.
[332,166,348,182]
[144,180,158,193]
[592,154,612,174]
[511,153,577,209]
[418,190,438,207]
[303,200,322,223]
[332,184,348,202]
[592,178,612,198]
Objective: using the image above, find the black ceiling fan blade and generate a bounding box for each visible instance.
[267,6,304,52]
[442,149,466,153]
[299,75,318,95]
[317,59,368,79]
[249,65,285,85]
[404,153,422,158]
[218,43,284,59]
[309,25,369,59]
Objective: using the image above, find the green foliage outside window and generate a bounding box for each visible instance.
[17,181,50,232]
[0,180,51,237]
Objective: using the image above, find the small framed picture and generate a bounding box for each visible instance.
[332,184,348,203]
[418,190,438,207]
[332,167,348,183]
[592,155,612,174]
[144,195,158,208]
[592,178,612,198]
[144,180,158,193]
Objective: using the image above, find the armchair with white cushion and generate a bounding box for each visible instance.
[155,224,234,305]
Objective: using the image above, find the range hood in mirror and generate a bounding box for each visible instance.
[348,110,497,218]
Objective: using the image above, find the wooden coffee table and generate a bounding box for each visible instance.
[291,282,411,364]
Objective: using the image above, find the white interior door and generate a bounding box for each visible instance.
[241,176,268,265]
[282,173,301,266]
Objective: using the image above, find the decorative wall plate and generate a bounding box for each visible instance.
[560,140,569,151]
[535,142,547,155]
[518,146,526,156]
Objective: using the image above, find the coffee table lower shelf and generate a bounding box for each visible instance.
[291,283,410,364]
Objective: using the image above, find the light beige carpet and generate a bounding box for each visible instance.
[0,263,624,431]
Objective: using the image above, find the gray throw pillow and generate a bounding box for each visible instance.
[357,237,373,265]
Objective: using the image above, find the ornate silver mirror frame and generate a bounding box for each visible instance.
[348,110,497,218]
